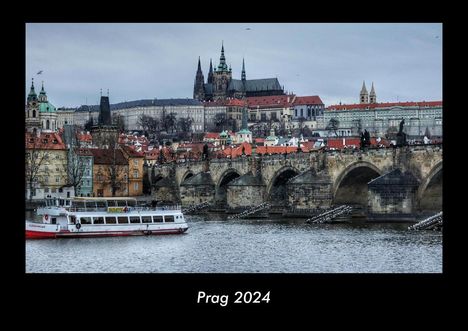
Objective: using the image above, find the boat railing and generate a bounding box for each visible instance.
[66,205,182,213]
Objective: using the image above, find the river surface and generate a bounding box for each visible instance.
[25,213,442,273]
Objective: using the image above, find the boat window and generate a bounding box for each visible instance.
[127,200,136,207]
[130,216,141,224]
[164,215,175,223]
[141,216,152,223]
[117,216,129,224]
[74,201,86,210]
[105,217,117,224]
[107,200,117,207]
[117,200,127,207]
[93,217,104,224]
[153,216,163,223]
[51,218,57,224]
[69,216,76,224]
[80,217,92,225]
[96,200,107,209]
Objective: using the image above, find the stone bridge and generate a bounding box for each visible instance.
[146,144,442,218]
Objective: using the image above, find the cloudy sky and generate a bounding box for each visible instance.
[26,23,442,108]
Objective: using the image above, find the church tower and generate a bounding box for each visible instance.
[207,58,214,84]
[360,81,369,104]
[369,82,377,104]
[25,78,41,132]
[213,42,232,100]
[193,57,205,101]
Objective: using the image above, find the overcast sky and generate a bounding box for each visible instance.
[26,23,442,108]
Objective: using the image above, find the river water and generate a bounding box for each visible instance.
[25,213,442,273]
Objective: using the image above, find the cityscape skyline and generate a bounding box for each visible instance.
[26,23,442,108]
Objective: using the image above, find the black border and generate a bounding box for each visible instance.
[14,10,454,313]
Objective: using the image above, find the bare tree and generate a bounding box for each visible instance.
[137,114,160,137]
[162,112,177,133]
[25,136,50,201]
[113,114,126,133]
[177,117,193,140]
[84,117,94,132]
[297,116,306,135]
[67,144,86,196]
[326,118,340,137]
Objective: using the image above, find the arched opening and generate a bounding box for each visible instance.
[419,167,442,212]
[32,109,36,118]
[46,120,50,130]
[215,170,240,207]
[268,168,299,207]
[181,172,194,184]
[334,164,381,206]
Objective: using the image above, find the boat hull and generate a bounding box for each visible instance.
[26,227,188,239]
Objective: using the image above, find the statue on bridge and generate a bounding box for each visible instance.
[360,129,371,149]
[396,119,407,147]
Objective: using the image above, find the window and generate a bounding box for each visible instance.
[141,216,152,223]
[93,217,104,224]
[164,215,175,223]
[134,182,139,191]
[133,170,138,178]
[105,217,117,224]
[133,159,138,166]
[55,176,60,183]
[130,216,141,224]
[80,217,92,225]
[117,216,129,224]
[44,188,49,193]
[153,216,163,223]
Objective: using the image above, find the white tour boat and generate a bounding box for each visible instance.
[26,197,188,239]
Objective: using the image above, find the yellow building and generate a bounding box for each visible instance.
[121,145,144,196]
[25,132,70,200]
[90,149,128,197]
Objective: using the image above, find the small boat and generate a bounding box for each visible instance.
[26,197,188,239]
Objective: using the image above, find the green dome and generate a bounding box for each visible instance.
[39,102,56,113]
[220,130,228,138]
[237,129,251,135]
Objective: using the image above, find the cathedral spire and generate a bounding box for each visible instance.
[197,56,202,72]
[369,82,377,104]
[218,41,228,72]
[360,80,369,104]
[194,56,205,100]
[208,58,214,84]
[241,58,246,81]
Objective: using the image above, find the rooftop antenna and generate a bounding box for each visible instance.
[100,88,102,97]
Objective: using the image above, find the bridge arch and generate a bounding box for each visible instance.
[215,169,241,206]
[333,161,382,206]
[267,166,300,206]
[180,170,194,185]
[417,161,442,212]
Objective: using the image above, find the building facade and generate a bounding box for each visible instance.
[320,101,443,138]
[25,131,71,200]
[121,145,144,196]
[90,148,129,197]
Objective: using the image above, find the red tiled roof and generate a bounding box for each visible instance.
[120,144,145,157]
[204,132,220,139]
[293,96,323,105]
[255,146,306,154]
[89,148,128,165]
[77,133,92,143]
[327,101,443,111]
[223,142,252,158]
[247,95,293,109]
[25,132,66,150]
[74,148,93,156]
